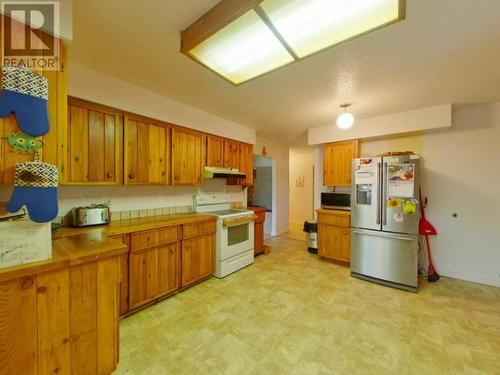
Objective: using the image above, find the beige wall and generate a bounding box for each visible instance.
[254,137,289,236]
[68,62,256,144]
[323,103,500,287]
[289,147,315,233]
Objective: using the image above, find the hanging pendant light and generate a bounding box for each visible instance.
[336,103,354,129]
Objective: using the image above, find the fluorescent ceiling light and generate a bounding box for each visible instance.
[189,10,294,85]
[181,0,404,84]
[260,0,402,58]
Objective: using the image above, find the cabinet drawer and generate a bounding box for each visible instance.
[182,221,215,240]
[158,226,179,245]
[130,230,160,251]
[318,213,350,227]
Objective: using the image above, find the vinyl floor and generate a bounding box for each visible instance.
[116,235,500,374]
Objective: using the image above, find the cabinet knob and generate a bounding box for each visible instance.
[74,157,80,162]
[37,286,47,294]
[21,278,34,289]
[128,173,135,179]
[106,173,113,179]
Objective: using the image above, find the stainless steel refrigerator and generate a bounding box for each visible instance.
[350,155,420,292]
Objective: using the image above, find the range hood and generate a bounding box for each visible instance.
[204,167,246,179]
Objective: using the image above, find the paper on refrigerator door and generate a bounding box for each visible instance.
[354,163,375,185]
[387,164,415,198]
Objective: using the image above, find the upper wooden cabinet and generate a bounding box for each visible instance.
[171,127,203,185]
[0,46,67,184]
[205,135,224,168]
[124,114,170,185]
[239,142,254,186]
[66,97,123,185]
[323,140,359,187]
[223,139,240,169]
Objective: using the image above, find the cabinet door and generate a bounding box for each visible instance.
[181,234,215,287]
[206,135,224,167]
[67,98,122,184]
[109,234,130,316]
[339,228,351,263]
[129,248,158,309]
[124,115,170,185]
[239,143,254,185]
[37,269,71,375]
[171,127,203,185]
[318,224,350,263]
[323,140,358,187]
[0,276,38,374]
[254,221,264,255]
[223,139,240,169]
[157,243,180,297]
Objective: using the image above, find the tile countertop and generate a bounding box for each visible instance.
[0,213,216,282]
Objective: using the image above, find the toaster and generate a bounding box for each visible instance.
[70,204,111,227]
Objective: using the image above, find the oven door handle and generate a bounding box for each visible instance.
[222,215,257,227]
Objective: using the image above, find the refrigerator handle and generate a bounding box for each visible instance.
[382,162,388,226]
[376,162,381,225]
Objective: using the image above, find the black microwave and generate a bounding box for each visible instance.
[321,192,351,211]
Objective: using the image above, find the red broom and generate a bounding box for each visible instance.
[419,187,440,282]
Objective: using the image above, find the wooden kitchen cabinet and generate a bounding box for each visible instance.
[323,139,359,187]
[66,97,123,185]
[181,233,215,287]
[171,126,203,185]
[124,114,170,185]
[0,45,67,185]
[129,247,158,309]
[157,243,181,297]
[223,139,240,169]
[239,142,254,186]
[205,134,224,167]
[249,206,265,255]
[128,226,182,310]
[0,256,121,375]
[317,209,351,263]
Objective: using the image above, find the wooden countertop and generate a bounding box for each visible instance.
[316,208,351,216]
[53,213,217,239]
[0,213,215,282]
[0,233,127,282]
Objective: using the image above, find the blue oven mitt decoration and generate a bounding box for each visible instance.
[0,66,50,137]
[7,157,58,223]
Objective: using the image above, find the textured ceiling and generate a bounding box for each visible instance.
[71,0,500,144]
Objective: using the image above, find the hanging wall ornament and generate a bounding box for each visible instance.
[5,131,43,153]
[6,153,58,223]
[0,66,50,137]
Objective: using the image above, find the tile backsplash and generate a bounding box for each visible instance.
[110,205,192,221]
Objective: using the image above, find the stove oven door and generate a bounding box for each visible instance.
[220,216,255,260]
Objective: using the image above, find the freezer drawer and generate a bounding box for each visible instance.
[350,228,418,290]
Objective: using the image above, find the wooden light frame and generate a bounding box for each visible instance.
[181,0,406,85]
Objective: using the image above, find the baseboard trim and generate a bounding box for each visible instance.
[438,270,500,287]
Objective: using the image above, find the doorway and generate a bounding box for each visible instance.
[289,147,315,239]
[248,155,275,238]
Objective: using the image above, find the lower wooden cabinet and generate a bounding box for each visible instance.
[158,243,181,296]
[181,234,215,287]
[129,247,159,309]
[249,207,265,255]
[0,256,121,375]
[116,220,215,315]
[317,209,351,263]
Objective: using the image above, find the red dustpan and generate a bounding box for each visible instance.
[419,187,439,282]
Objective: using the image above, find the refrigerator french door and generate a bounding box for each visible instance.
[350,155,420,292]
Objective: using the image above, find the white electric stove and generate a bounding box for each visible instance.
[195,194,255,278]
